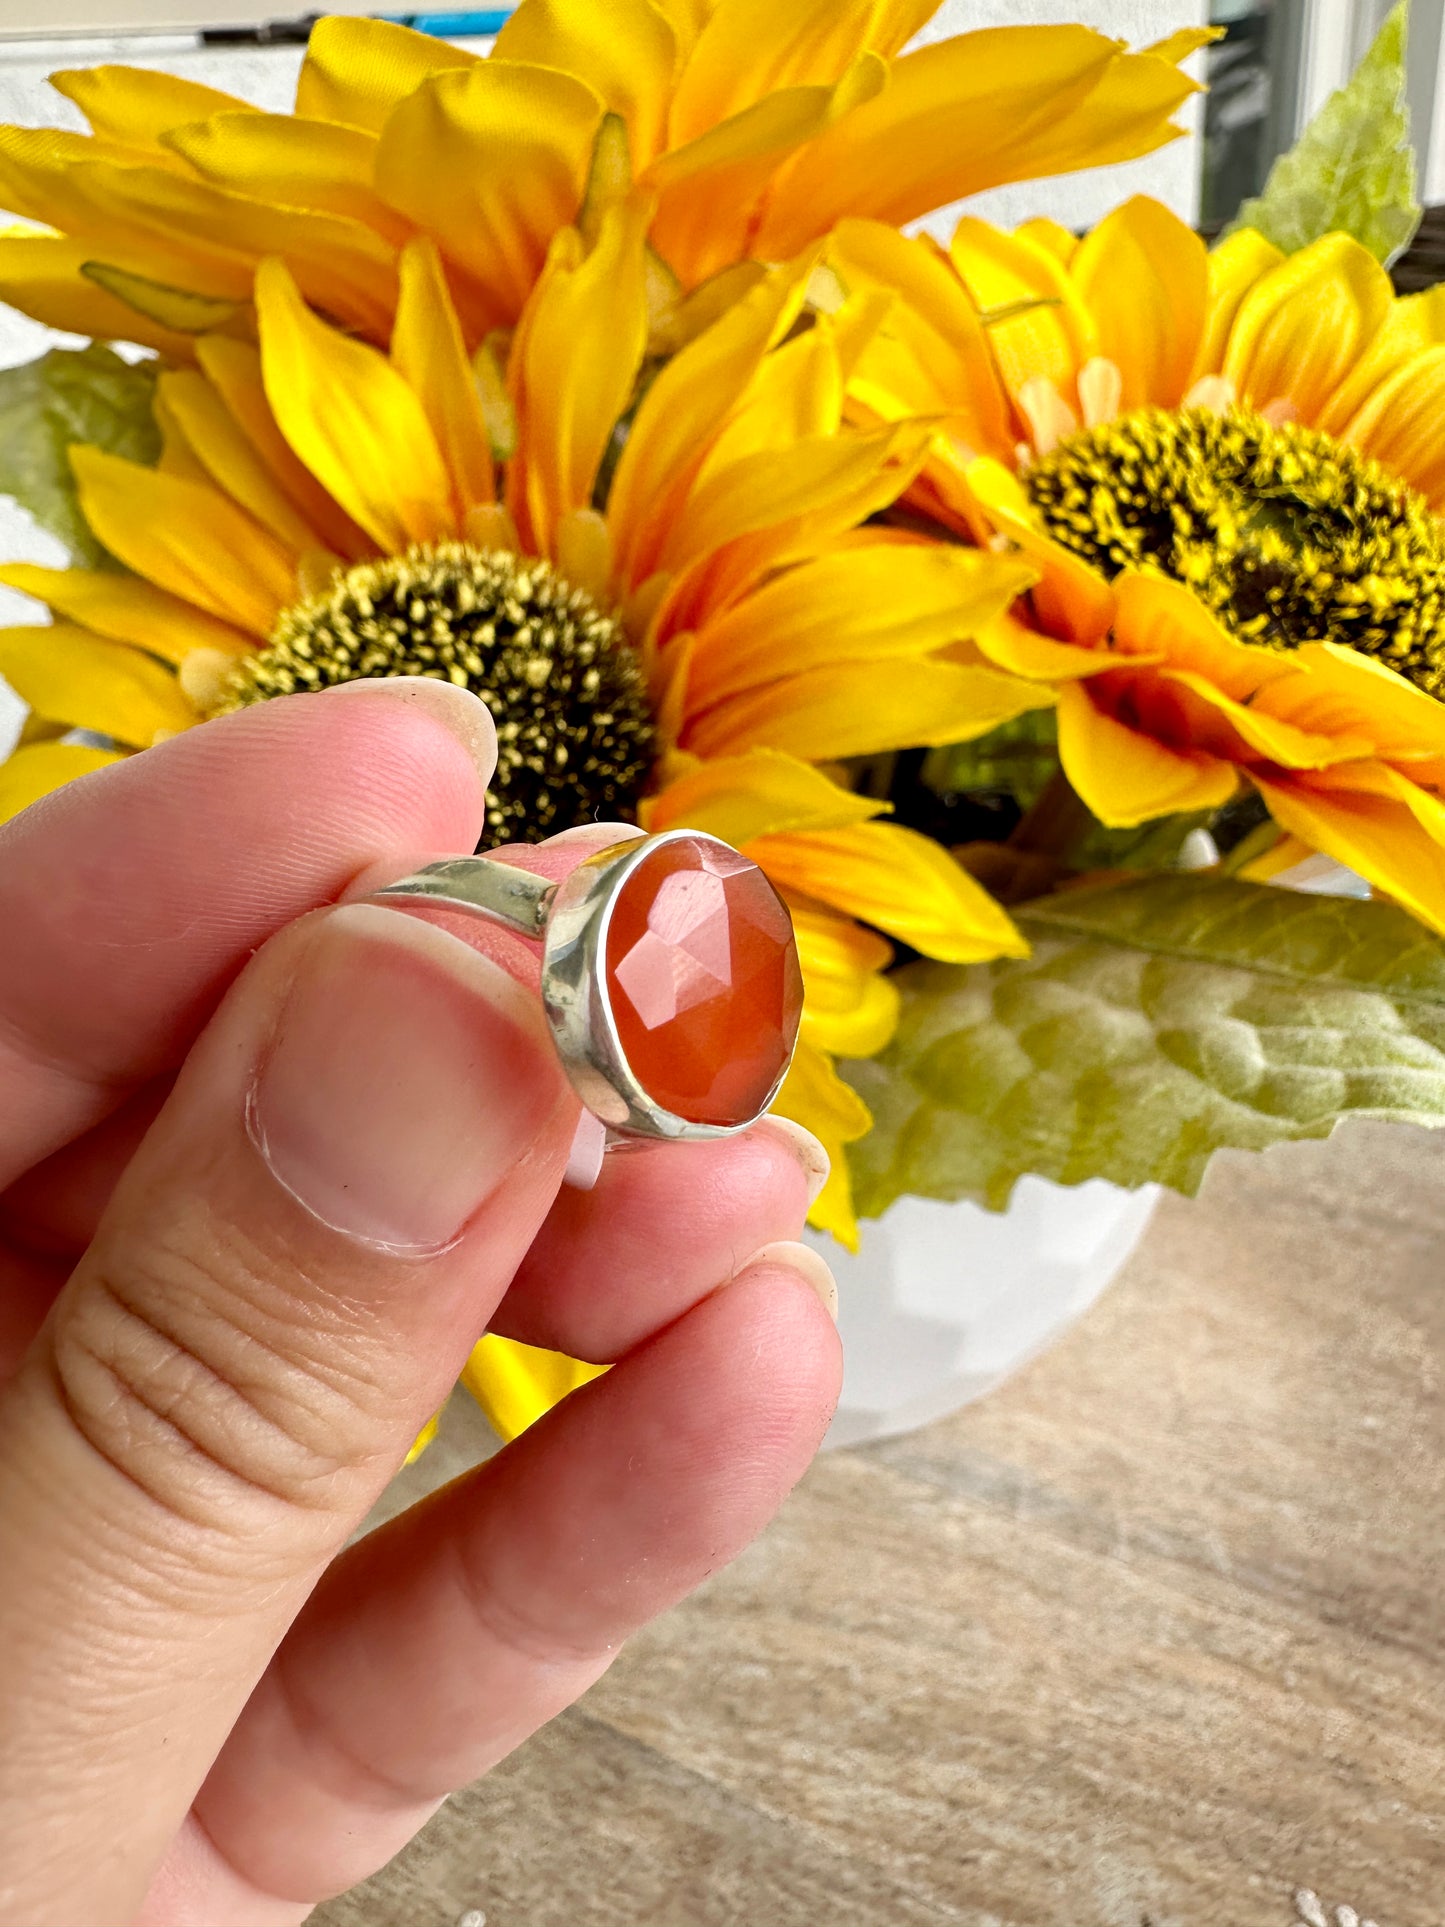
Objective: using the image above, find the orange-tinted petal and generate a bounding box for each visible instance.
[1057,679,1237,825]
[749,818,1028,961]
[1255,769,1445,936]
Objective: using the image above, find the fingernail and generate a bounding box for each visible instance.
[249,903,560,1254]
[322,677,497,785]
[543,822,647,849]
[734,1240,838,1322]
[751,1116,830,1208]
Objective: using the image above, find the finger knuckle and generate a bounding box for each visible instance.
[50,1218,390,1539]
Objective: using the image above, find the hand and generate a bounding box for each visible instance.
[0,680,841,1927]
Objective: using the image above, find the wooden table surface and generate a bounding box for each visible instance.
[313,1121,1444,1927]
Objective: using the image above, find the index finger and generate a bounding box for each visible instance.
[0,679,494,1189]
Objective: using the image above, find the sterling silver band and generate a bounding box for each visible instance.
[372,831,782,1142]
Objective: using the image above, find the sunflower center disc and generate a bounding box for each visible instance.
[1026,405,1445,695]
[604,837,803,1128]
[215,541,656,841]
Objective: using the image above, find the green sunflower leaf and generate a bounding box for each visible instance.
[845,873,1445,1218]
[0,345,160,568]
[1229,0,1419,265]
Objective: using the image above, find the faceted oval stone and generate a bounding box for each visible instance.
[604,835,803,1127]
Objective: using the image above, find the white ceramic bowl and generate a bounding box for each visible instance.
[811,1177,1161,1449]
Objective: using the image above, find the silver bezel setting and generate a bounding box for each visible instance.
[372,830,800,1142]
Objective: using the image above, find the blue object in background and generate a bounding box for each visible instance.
[385,9,515,30]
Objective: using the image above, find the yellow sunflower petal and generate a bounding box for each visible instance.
[1015,216,1080,265]
[0,740,125,824]
[687,542,1035,711]
[1192,225,1284,378]
[0,129,254,306]
[402,1411,440,1465]
[1069,195,1207,409]
[649,68,884,288]
[965,457,1120,647]
[1337,343,1445,510]
[1281,641,1445,762]
[693,324,844,483]
[0,562,252,664]
[770,1033,872,1250]
[163,112,412,247]
[657,419,924,581]
[607,256,813,585]
[643,746,886,843]
[830,216,1014,458]
[665,0,878,143]
[750,818,1027,963]
[71,447,295,638]
[68,157,402,341]
[0,622,197,747]
[50,65,254,148]
[294,16,480,134]
[755,26,1199,253]
[1160,666,1370,769]
[972,611,1111,681]
[685,654,1047,762]
[1222,232,1394,423]
[0,231,198,357]
[1111,569,1294,696]
[660,420,937,634]
[392,236,496,517]
[1311,289,1445,441]
[507,201,649,556]
[460,1332,607,1442]
[1056,679,1237,826]
[494,0,677,167]
[374,64,602,329]
[948,216,1094,402]
[1254,769,1445,937]
[195,336,373,563]
[156,367,321,554]
[796,914,901,1057]
[256,257,452,553]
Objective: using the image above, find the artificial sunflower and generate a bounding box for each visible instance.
[0,212,1042,1263]
[828,198,1445,918]
[0,7,1209,356]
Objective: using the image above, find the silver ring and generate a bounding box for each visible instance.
[372,830,803,1142]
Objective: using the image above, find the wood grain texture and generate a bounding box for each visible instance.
[313,1120,1444,1927]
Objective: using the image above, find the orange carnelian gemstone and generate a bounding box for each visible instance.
[604,836,803,1127]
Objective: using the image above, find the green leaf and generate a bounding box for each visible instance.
[925,709,1060,812]
[1228,0,1419,265]
[926,716,1212,872]
[0,345,161,567]
[845,873,1445,1218]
